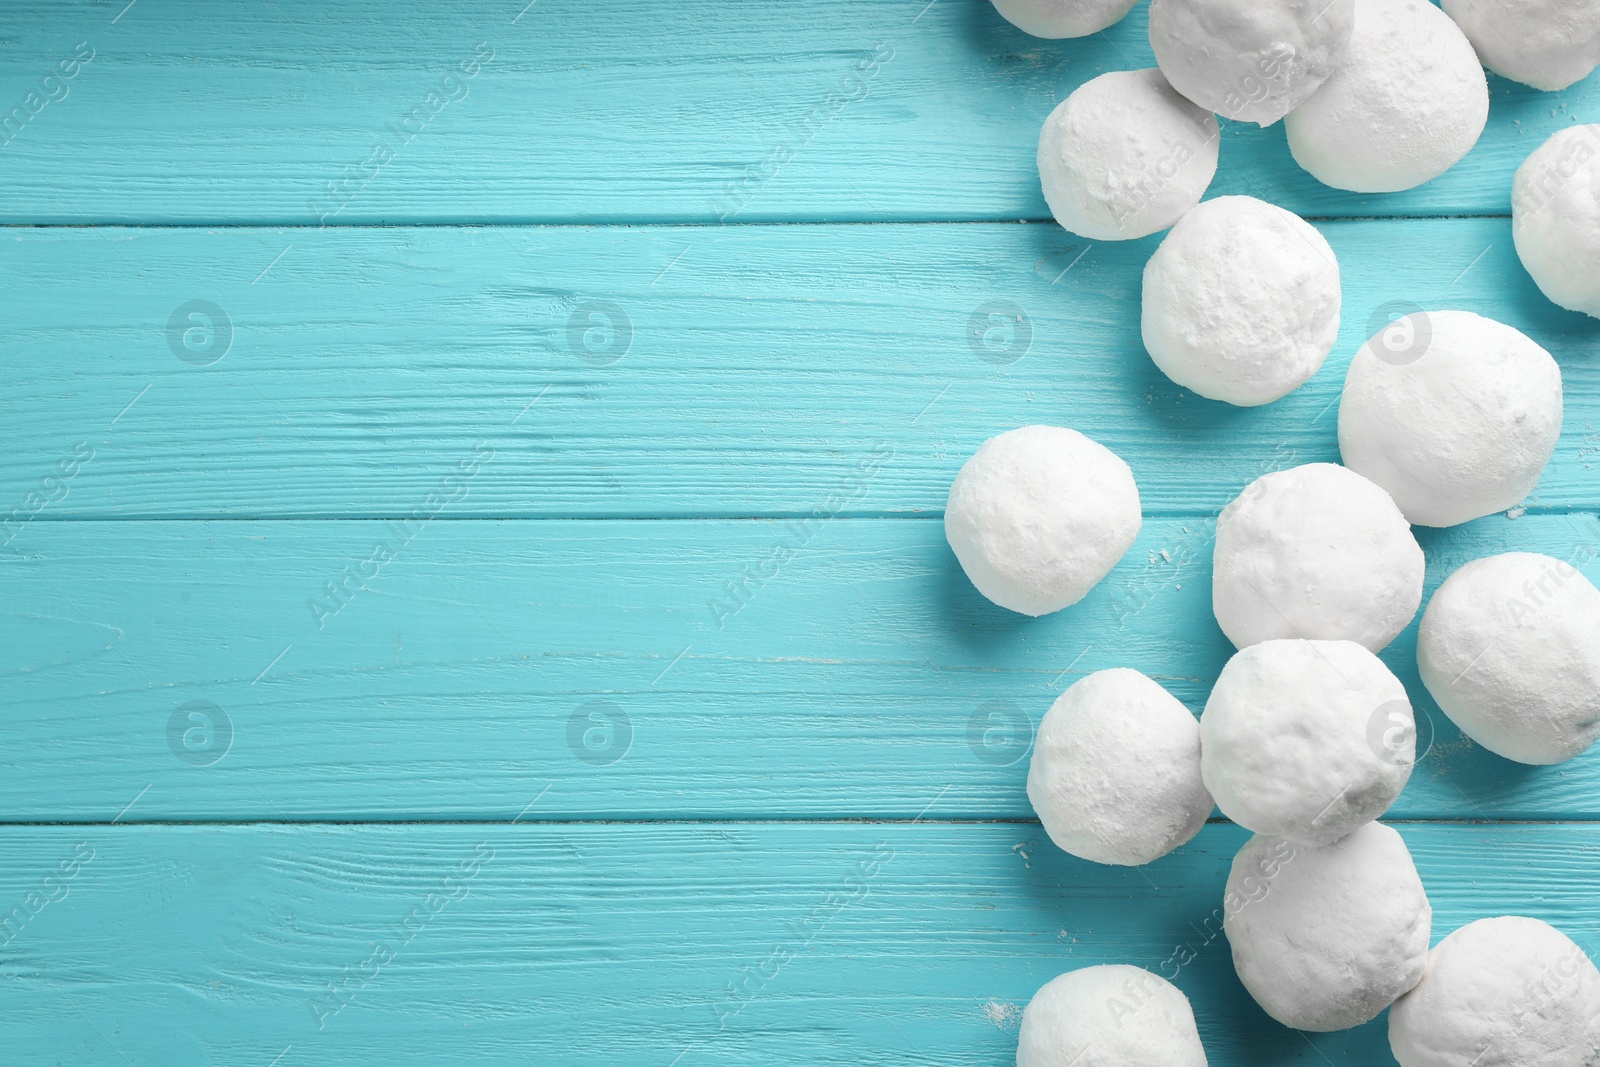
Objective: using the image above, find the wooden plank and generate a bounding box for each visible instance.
[3,218,1598,520]
[2,820,1596,1065]
[3,514,1596,822]
[0,0,1593,225]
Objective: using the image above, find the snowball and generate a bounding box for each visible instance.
[1201,639,1413,846]
[1147,0,1354,126]
[990,0,1138,38]
[1141,196,1340,406]
[1027,669,1213,866]
[1513,125,1600,320]
[1418,552,1600,765]
[1225,823,1431,1031]
[1037,68,1220,241]
[1285,0,1489,193]
[1337,310,1563,528]
[1212,463,1424,653]
[945,426,1142,617]
[1389,917,1600,1067]
[1442,0,1600,92]
[1017,965,1208,1067]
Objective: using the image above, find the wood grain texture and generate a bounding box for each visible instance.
[2,821,1597,1066]
[3,514,1596,822]
[6,2,1600,1063]
[0,0,1594,224]
[3,218,1598,520]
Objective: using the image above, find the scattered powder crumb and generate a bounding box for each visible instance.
[1421,729,1479,774]
[1507,506,1526,519]
[984,999,1024,1032]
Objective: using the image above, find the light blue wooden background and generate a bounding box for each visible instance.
[2,0,1598,1063]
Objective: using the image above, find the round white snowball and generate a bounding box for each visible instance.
[945,426,1142,617]
[1147,0,1355,126]
[1389,917,1600,1067]
[1017,965,1208,1067]
[1285,0,1489,193]
[1037,68,1220,241]
[1142,195,1341,406]
[990,0,1138,38]
[1201,639,1413,846]
[1213,464,1424,652]
[1442,0,1600,92]
[1027,669,1214,866]
[1418,552,1600,765]
[1513,125,1600,320]
[1338,310,1563,528]
[1226,823,1431,1031]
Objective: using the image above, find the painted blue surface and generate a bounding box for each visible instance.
[1,1,1598,1064]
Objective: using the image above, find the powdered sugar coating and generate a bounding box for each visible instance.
[1201,639,1413,846]
[1213,464,1424,652]
[1418,552,1600,765]
[1017,965,1209,1067]
[1338,310,1563,528]
[945,426,1142,617]
[1226,823,1431,1031]
[1389,917,1600,1067]
[1148,0,1355,126]
[1037,68,1220,241]
[1513,125,1600,319]
[1443,0,1600,92]
[990,0,1138,38]
[1142,195,1340,406]
[1028,669,1213,866]
[1286,0,1488,193]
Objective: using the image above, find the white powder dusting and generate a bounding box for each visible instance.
[1037,69,1219,241]
[1286,0,1488,192]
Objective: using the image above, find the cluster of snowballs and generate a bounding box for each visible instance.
[950,1,1600,1063]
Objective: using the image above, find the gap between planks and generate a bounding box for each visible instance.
[13,507,1595,523]
[0,214,1514,231]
